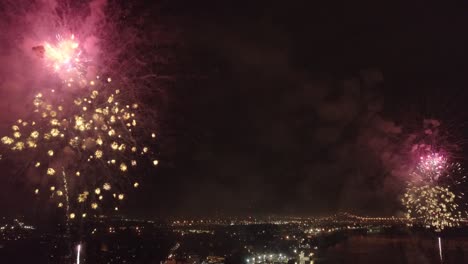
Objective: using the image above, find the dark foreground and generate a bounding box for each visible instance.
[1,218,468,263]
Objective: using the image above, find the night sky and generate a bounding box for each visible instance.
[2,0,468,218]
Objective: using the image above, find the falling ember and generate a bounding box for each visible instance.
[95,150,103,158]
[47,168,56,175]
[1,136,14,145]
[120,163,127,172]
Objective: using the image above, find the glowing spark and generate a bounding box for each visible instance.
[111,142,118,150]
[90,90,98,99]
[13,142,25,150]
[95,150,103,159]
[78,192,89,203]
[118,144,126,151]
[103,183,111,191]
[50,128,60,137]
[47,168,56,175]
[120,163,127,172]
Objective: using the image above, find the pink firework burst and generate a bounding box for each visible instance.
[34,34,88,87]
[416,152,448,182]
[44,35,81,72]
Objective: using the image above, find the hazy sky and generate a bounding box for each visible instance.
[1,0,468,218]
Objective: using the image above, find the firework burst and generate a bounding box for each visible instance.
[0,80,158,219]
[413,152,448,183]
[44,35,81,71]
[34,34,89,88]
[403,150,467,231]
[402,184,463,231]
